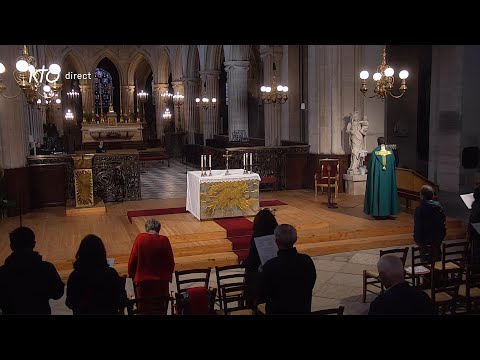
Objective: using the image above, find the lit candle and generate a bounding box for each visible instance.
[243,153,246,167]
[209,155,211,168]
[250,153,253,166]
[201,155,203,169]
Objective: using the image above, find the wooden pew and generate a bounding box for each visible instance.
[396,167,439,210]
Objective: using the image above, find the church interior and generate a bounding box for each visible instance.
[0,44,479,316]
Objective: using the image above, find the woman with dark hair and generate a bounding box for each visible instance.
[468,185,480,265]
[66,234,127,314]
[241,209,278,305]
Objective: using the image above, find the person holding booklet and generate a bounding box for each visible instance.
[241,209,278,306]
[260,224,316,314]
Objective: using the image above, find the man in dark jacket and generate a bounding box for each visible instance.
[261,224,317,314]
[414,185,446,261]
[0,227,65,314]
[369,254,435,315]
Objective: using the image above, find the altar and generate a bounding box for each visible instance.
[186,169,261,221]
[81,123,143,144]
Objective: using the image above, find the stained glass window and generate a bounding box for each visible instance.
[94,68,112,111]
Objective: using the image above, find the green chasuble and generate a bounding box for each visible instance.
[363,144,400,217]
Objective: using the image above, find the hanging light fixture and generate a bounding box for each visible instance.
[0,45,62,106]
[195,82,216,110]
[359,47,409,99]
[162,108,172,119]
[65,109,74,120]
[260,46,288,104]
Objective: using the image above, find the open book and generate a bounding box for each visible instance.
[460,193,475,209]
[404,265,430,275]
[254,235,278,266]
[472,223,480,235]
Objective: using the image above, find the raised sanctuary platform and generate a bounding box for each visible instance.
[0,191,466,281]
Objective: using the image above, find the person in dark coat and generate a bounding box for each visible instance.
[414,185,446,261]
[467,185,480,265]
[369,254,435,315]
[241,209,278,305]
[260,224,317,314]
[66,234,127,314]
[0,227,64,314]
[96,140,107,153]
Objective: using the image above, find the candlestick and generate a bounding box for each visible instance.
[250,152,253,166]
[209,154,211,168]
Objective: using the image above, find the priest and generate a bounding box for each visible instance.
[364,137,400,218]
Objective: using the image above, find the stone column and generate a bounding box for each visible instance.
[224,60,249,141]
[126,85,135,117]
[0,45,31,214]
[153,83,169,140]
[79,83,94,118]
[172,81,185,131]
[183,77,200,144]
[200,70,220,145]
[120,85,131,120]
[260,46,283,147]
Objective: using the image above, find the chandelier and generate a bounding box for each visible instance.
[162,108,172,119]
[161,90,173,105]
[0,45,62,106]
[359,47,409,99]
[195,82,216,110]
[173,92,184,107]
[67,89,79,100]
[260,47,288,105]
[65,109,74,120]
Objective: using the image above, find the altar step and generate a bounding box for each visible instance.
[296,229,466,258]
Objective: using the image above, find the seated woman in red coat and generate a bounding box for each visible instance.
[128,219,175,307]
[66,234,127,314]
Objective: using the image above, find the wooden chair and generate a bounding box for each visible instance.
[458,264,480,313]
[217,284,258,315]
[405,245,434,288]
[362,247,409,303]
[215,264,246,310]
[126,296,175,315]
[314,161,339,199]
[433,241,469,272]
[311,306,345,315]
[174,267,212,294]
[424,265,463,314]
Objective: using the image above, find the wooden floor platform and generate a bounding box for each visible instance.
[0,190,467,281]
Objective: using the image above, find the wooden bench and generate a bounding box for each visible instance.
[260,176,277,191]
[139,152,171,168]
[396,167,439,210]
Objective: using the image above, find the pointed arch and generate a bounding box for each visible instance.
[205,45,225,71]
[127,52,155,86]
[92,49,125,84]
[184,45,200,78]
[172,46,183,81]
[157,48,171,84]
[61,49,88,79]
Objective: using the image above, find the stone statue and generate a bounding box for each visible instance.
[346,111,369,175]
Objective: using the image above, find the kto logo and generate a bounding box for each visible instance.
[27,64,61,84]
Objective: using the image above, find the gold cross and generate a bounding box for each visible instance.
[374,144,392,171]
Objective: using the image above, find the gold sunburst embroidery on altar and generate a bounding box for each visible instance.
[200,180,259,218]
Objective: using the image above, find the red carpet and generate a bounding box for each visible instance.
[126,200,287,262]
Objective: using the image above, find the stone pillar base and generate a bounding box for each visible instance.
[343,174,367,196]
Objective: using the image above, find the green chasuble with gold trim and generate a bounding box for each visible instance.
[363,144,400,217]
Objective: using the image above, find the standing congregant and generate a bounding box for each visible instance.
[364,137,400,218]
[128,219,175,303]
[260,224,316,314]
[0,227,64,314]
